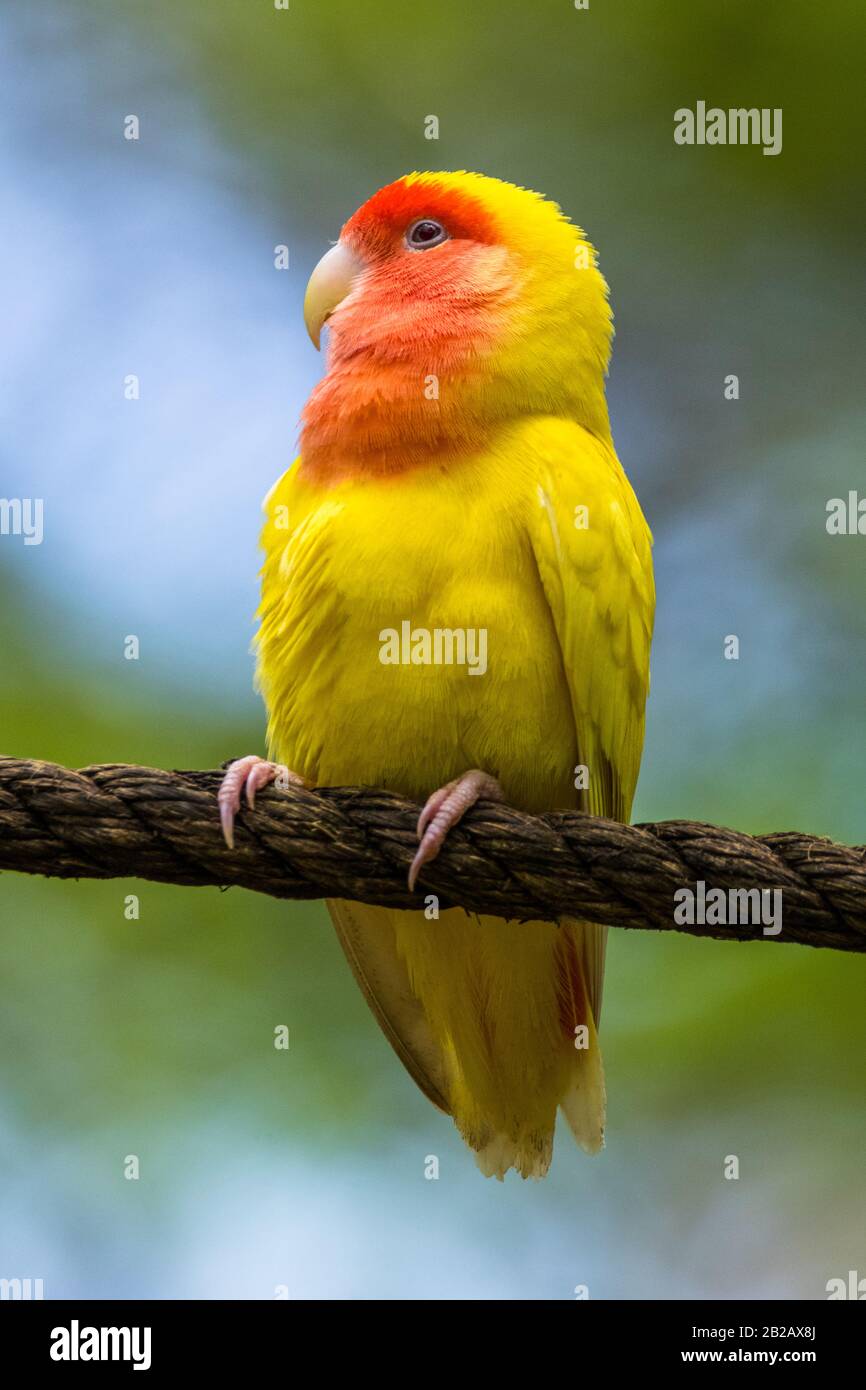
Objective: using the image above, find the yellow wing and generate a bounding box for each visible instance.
[521,418,655,1019]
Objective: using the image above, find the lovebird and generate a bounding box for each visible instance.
[219,172,655,1178]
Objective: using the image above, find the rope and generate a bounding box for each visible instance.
[0,757,864,952]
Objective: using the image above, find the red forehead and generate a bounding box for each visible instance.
[342,177,498,252]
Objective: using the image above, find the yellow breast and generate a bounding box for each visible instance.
[256,439,578,811]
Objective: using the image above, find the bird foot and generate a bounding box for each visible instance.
[408,769,504,891]
[218,754,306,849]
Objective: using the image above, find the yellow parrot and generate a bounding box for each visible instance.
[219,172,654,1178]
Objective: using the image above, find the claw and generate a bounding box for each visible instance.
[218,755,302,849]
[408,769,504,891]
[220,797,238,851]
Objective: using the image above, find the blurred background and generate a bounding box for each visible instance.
[1,0,865,1299]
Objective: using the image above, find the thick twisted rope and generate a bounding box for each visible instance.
[0,756,864,952]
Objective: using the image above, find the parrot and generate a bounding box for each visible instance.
[218,171,655,1179]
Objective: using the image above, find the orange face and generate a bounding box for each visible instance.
[299,172,612,478]
[335,179,516,364]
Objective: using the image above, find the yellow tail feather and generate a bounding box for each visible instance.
[327,900,606,1178]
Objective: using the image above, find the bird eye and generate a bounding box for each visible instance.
[406,218,449,249]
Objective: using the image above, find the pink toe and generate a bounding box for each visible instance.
[245,760,278,810]
[416,784,452,839]
[408,770,504,890]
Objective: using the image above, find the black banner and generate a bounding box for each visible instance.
[2,1298,861,1373]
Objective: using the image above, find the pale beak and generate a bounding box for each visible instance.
[303,241,365,349]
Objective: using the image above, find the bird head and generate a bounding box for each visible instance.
[300,171,613,475]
